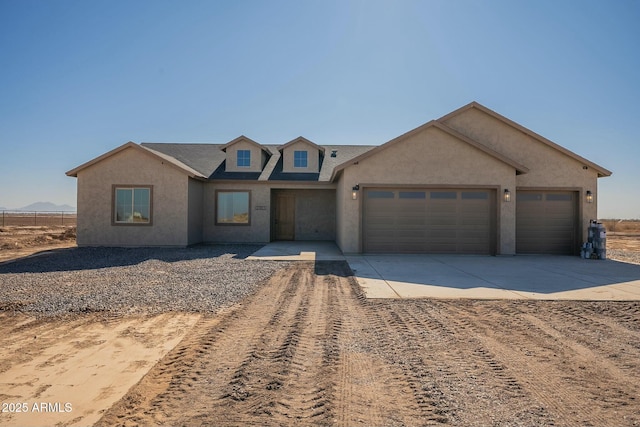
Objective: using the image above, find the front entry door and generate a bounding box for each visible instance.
[275,194,295,240]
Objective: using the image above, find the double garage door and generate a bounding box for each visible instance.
[363,188,495,254]
[516,190,578,255]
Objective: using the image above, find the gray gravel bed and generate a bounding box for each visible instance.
[0,245,289,317]
[607,249,640,265]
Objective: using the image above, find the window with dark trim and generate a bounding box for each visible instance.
[399,191,426,199]
[367,190,395,199]
[237,150,251,167]
[216,191,250,225]
[547,193,572,201]
[430,191,457,199]
[113,186,152,225]
[462,191,489,200]
[293,150,308,168]
[519,193,543,201]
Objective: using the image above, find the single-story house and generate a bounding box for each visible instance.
[66,102,611,255]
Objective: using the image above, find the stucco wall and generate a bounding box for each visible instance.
[442,108,599,241]
[203,183,271,243]
[76,147,189,246]
[281,140,320,173]
[336,126,517,254]
[202,183,337,243]
[187,178,203,245]
[272,189,336,240]
[335,180,347,252]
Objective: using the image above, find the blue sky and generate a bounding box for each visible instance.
[0,0,638,217]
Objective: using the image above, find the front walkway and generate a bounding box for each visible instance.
[247,241,345,261]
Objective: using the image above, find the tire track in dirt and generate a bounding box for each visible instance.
[329,264,427,427]
[212,264,328,424]
[365,299,552,426]
[0,313,115,375]
[372,302,456,423]
[97,263,640,427]
[99,262,431,427]
[439,300,640,427]
[98,266,303,426]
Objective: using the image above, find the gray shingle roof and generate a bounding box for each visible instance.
[141,143,225,177]
[140,142,375,182]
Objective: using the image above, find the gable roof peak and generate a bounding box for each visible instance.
[437,102,612,177]
[66,141,205,178]
[220,135,268,152]
[330,119,528,181]
[278,136,325,153]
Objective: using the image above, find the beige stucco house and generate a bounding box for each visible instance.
[66,102,611,255]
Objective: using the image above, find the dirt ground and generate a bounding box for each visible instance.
[0,226,76,263]
[1,228,639,426]
[0,312,201,426]
[607,232,640,251]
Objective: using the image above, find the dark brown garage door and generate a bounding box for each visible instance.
[516,191,578,255]
[363,188,495,254]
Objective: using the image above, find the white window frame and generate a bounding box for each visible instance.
[293,150,308,168]
[237,150,251,167]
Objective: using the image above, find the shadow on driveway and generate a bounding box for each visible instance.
[347,255,640,300]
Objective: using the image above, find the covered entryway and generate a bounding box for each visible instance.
[271,189,336,241]
[516,190,579,255]
[363,188,496,254]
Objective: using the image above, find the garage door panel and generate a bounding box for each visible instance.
[364,188,494,254]
[516,190,577,255]
[396,231,426,239]
[459,217,490,226]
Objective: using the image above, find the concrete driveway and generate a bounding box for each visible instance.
[346,254,640,300]
[248,242,640,300]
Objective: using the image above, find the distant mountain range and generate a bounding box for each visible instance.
[1,202,76,212]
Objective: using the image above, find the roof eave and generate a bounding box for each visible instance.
[65,141,206,179]
[220,135,269,154]
[439,101,611,178]
[277,136,326,153]
[66,141,138,177]
[330,120,529,180]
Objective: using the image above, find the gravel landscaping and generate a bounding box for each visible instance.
[607,249,640,265]
[0,245,289,317]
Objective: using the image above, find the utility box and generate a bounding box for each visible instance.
[581,220,606,259]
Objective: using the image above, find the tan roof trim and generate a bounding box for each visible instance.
[220,135,269,153]
[65,141,206,179]
[438,101,613,177]
[330,120,528,181]
[277,136,326,153]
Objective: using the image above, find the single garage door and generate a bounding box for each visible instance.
[516,190,578,254]
[363,188,495,254]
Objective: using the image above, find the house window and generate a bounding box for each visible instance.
[293,150,308,168]
[113,186,152,225]
[368,190,395,199]
[216,191,250,225]
[399,191,426,199]
[430,191,457,199]
[237,150,251,167]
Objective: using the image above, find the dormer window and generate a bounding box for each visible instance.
[294,150,308,168]
[237,150,251,167]
[278,137,323,174]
